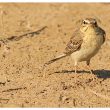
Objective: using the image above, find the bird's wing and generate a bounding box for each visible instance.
[101,28,106,43]
[64,29,83,55]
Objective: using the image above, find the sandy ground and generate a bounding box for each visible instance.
[0,3,110,107]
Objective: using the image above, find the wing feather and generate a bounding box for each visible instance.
[64,29,83,55]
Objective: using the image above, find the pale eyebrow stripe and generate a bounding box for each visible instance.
[84,20,90,23]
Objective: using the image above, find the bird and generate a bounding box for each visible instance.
[44,18,106,78]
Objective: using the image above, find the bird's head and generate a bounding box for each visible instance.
[81,18,98,27]
[79,18,99,33]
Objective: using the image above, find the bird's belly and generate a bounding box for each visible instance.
[71,47,100,62]
[71,35,103,62]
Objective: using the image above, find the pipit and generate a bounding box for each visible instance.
[44,18,106,78]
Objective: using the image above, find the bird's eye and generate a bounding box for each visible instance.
[94,21,97,25]
[83,20,88,24]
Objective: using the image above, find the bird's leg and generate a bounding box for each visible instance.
[86,60,93,74]
[86,60,95,81]
[74,61,78,83]
[74,61,78,74]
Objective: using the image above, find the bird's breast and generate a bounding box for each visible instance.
[71,33,104,62]
[83,33,103,48]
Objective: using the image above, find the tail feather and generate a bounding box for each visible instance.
[45,53,67,65]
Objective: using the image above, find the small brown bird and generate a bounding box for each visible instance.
[44,18,106,76]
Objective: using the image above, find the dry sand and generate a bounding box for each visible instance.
[0,3,110,107]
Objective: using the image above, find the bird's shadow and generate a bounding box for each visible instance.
[55,69,110,79]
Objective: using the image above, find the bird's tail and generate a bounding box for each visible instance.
[44,53,67,66]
